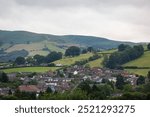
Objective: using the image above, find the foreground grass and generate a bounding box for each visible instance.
[1,67,59,73]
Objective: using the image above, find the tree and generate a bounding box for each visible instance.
[8,89,12,95]
[115,75,125,90]
[118,44,129,51]
[87,47,94,52]
[147,71,150,82]
[46,87,52,93]
[65,46,80,56]
[137,76,145,85]
[15,56,25,65]
[82,49,87,54]
[78,80,92,95]
[104,45,144,69]
[26,56,35,64]
[0,72,9,83]
[90,84,113,99]
[33,54,45,64]
[123,84,133,92]
[147,43,150,50]
[45,51,62,63]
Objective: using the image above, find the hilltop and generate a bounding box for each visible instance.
[0,30,133,56]
[0,30,131,48]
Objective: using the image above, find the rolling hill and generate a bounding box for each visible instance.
[0,30,134,62]
[0,30,133,49]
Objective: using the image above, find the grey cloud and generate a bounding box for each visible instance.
[14,0,150,8]
[0,0,15,17]
[0,0,150,42]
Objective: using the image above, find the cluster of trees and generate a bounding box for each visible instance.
[65,46,95,57]
[77,80,113,100]
[74,54,101,66]
[147,43,150,50]
[33,51,62,64]
[15,57,26,65]
[115,82,150,100]
[115,74,146,90]
[103,44,144,69]
[38,73,146,100]
[65,46,80,56]
[0,72,9,83]
[37,79,113,100]
[110,71,150,100]
[15,51,62,65]
[14,46,96,65]
[82,47,95,54]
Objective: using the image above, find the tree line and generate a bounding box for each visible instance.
[103,44,144,69]
[14,46,95,65]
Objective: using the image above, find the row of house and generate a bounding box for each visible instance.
[0,65,139,96]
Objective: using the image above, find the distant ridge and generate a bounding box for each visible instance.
[0,30,133,49]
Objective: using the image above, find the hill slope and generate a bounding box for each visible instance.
[124,51,150,67]
[0,30,133,49]
[123,51,150,76]
[0,30,134,62]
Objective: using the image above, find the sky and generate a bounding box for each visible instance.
[0,0,150,42]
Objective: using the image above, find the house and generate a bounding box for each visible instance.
[0,87,11,95]
[7,73,17,81]
[56,64,63,67]
[18,85,40,93]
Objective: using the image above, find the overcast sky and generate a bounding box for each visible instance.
[0,0,150,42]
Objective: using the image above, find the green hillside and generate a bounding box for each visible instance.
[5,41,65,56]
[86,58,104,68]
[124,51,150,67]
[124,51,150,76]
[125,69,150,76]
[0,30,133,49]
[2,67,59,73]
[54,53,94,66]
[0,30,135,62]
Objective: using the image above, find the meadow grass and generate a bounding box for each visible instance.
[124,51,150,67]
[1,67,59,73]
[125,69,150,76]
[54,53,94,66]
[86,58,104,68]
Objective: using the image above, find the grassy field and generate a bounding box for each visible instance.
[46,42,65,53]
[124,51,150,67]
[125,69,150,76]
[86,58,104,68]
[99,49,117,54]
[54,53,94,66]
[123,51,150,76]
[1,49,115,73]
[1,67,59,73]
[5,41,65,56]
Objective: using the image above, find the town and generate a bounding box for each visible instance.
[0,44,150,100]
[0,64,142,99]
